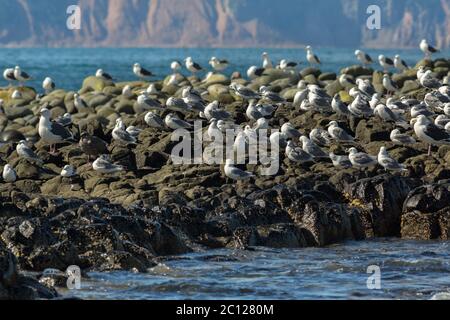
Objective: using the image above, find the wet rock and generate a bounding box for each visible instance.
[340,65,373,77]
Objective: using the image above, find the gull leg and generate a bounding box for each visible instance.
[428,144,432,156]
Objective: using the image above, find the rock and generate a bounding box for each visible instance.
[318,72,337,81]
[81,76,114,92]
[300,67,321,78]
[392,69,418,87]
[0,130,25,143]
[345,174,412,237]
[204,73,230,86]
[341,65,373,77]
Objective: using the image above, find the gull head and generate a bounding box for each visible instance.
[348,147,358,155]
[96,69,103,77]
[133,63,140,69]
[305,45,311,51]
[327,120,338,127]
[40,107,50,117]
[354,50,362,56]
[261,52,268,58]
[378,55,385,61]
[225,159,234,166]
[394,54,400,59]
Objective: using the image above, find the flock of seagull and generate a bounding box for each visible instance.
[2,39,450,183]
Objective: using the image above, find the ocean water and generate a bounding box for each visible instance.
[0,47,448,91]
[60,239,450,300]
[2,48,449,300]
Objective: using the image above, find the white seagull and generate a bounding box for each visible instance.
[185,57,203,74]
[112,119,137,145]
[390,129,416,145]
[42,77,55,94]
[327,121,355,143]
[224,159,254,181]
[394,55,409,72]
[16,140,43,165]
[348,147,378,169]
[93,155,123,174]
[354,50,373,65]
[38,108,74,154]
[306,46,321,65]
[165,114,192,130]
[420,39,439,59]
[133,63,153,80]
[378,147,407,172]
[413,114,450,155]
[262,52,273,69]
[61,164,76,177]
[145,111,165,129]
[378,55,394,72]
[2,164,17,182]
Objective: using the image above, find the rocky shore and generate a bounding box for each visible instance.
[1,57,450,299]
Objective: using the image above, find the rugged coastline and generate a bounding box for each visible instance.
[1,57,450,299]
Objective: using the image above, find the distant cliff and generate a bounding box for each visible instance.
[0,0,449,48]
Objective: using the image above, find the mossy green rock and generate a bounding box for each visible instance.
[392,69,417,87]
[400,80,420,94]
[300,67,321,78]
[341,65,373,77]
[325,80,344,97]
[207,84,235,104]
[204,73,230,86]
[303,74,317,85]
[318,72,337,81]
[414,59,433,69]
[82,76,114,92]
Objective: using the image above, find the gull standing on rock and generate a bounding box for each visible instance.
[14,66,31,86]
[299,136,328,159]
[394,55,409,72]
[61,165,76,178]
[185,57,203,74]
[96,69,113,81]
[203,101,231,121]
[122,85,133,98]
[2,164,17,182]
[73,93,91,113]
[170,60,182,73]
[382,74,398,95]
[281,122,301,140]
[247,66,265,79]
[133,63,153,81]
[420,39,439,59]
[327,121,355,143]
[246,101,264,121]
[16,140,43,164]
[332,94,351,117]
[390,129,416,145]
[93,155,123,174]
[224,159,254,181]
[374,104,408,128]
[378,147,407,172]
[229,83,260,101]
[309,128,332,147]
[419,70,441,89]
[38,108,74,154]
[137,94,164,112]
[42,77,55,94]
[286,141,314,164]
[165,114,192,130]
[349,94,373,118]
[209,57,229,72]
[329,152,352,169]
[79,132,109,162]
[348,147,377,169]
[259,86,285,103]
[262,52,273,69]
[306,46,321,65]
[378,55,394,73]
[145,111,165,129]
[355,50,373,66]
[3,68,16,86]
[413,114,450,155]
[166,96,192,113]
[112,119,137,145]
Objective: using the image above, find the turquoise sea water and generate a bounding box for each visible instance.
[2,48,449,300]
[0,47,448,90]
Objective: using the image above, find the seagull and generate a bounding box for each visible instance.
[309,128,332,147]
[280,59,298,71]
[293,89,308,106]
[390,129,416,145]
[329,152,352,169]
[262,52,273,69]
[348,147,377,169]
[42,77,55,94]
[327,121,355,143]
[137,94,164,111]
[411,105,434,118]
[331,94,351,117]
[38,108,74,154]
[112,119,137,145]
[145,83,158,95]
[96,69,114,81]
[2,164,17,182]
[3,68,16,86]
[309,92,332,113]
[281,122,301,139]
[209,57,229,71]
[122,85,133,98]
[306,46,321,65]
[356,79,376,98]
[11,90,22,99]
[145,111,165,129]
[246,101,264,121]
[254,118,270,130]
[413,114,450,155]
[355,50,373,65]
[394,55,409,72]
[203,101,231,121]
[378,55,394,72]
[133,63,153,81]
[79,132,109,162]
[167,74,179,86]
[256,103,276,117]
[170,60,182,73]
[182,86,205,112]
[16,140,43,165]
[185,57,203,74]
[73,93,91,113]
[382,74,398,95]
[166,97,192,113]
[374,104,408,128]
[247,66,265,79]
[378,147,407,172]
[420,39,439,59]
[126,126,142,137]
[14,66,31,85]
[270,131,288,149]
[93,155,123,174]
[348,94,373,118]
[299,136,329,159]
[229,83,260,101]
[224,159,254,181]
[286,141,314,164]
[339,74,356,88]
[259,86,285,103]
[61,165,76,178]
[165,114,191,130]
[435,115,450,128]
[419,70,441,89]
